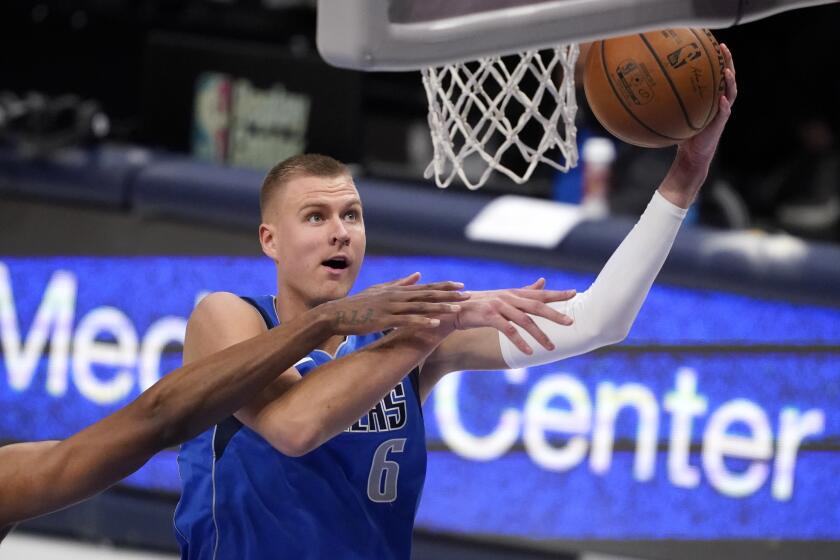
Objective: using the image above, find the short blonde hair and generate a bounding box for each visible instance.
[260,154,350,219]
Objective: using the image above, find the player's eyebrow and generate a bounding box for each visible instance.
[298,201,329,212]
[298,198,362,213]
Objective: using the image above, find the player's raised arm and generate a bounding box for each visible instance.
[419,45,737,400]
[0,277,464,533]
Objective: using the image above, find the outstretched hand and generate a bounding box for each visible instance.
[678,43,738,167]
[319,272,469,335]
[660,43,737,209]
[451,278,576,355]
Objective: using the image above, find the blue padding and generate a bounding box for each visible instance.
[132,157,263,229]
[0,144,152,207]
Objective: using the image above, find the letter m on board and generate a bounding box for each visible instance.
[0,262,76,395]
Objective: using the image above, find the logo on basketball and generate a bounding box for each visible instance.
[689,67,708,100]
[667,43,702,69]
[586,28,724,147]
[615,59,655,106]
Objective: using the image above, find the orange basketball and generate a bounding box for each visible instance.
[583,28,725,148]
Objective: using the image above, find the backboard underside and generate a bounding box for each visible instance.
[317,0,838,71]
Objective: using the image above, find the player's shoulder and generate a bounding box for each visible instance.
[184,292,268,362]
[192,291,254,316]
[188,292,267,337]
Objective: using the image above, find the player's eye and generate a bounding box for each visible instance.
[306,213,323,223]
[344,210,359,221]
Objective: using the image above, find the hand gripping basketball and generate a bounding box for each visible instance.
[585,29,733,149]
[648,42,736,209]
[676,43,737,169]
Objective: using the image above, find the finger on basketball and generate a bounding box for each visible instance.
[725,68,737,105]
[501,302,555,351]
[493,317,532,355]
[721,43,735,76]
[721,95,732,118]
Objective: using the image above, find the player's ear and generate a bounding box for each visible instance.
[259,223,278,261]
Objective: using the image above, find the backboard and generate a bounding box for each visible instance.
[317,0,837,71]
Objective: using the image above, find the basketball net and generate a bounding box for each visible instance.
[421,44,580,189]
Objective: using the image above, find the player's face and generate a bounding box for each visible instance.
[263,174,366,306]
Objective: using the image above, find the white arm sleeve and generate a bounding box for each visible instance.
[500,190,688,369]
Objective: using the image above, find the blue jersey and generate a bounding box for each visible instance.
[174,295,427,559]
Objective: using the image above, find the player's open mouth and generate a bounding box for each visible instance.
[322,256,349,270]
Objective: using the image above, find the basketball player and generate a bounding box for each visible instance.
[176,46,736,560]
[0,277,469,543]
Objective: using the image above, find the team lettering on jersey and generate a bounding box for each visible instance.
[346,382,407,433]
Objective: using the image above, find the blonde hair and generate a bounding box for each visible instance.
[260,154,349,219]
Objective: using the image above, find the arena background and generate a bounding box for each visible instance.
[1,1,839,559]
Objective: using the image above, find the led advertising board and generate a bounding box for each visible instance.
[0,256,837,540]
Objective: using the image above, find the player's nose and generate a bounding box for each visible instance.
[330,217,351,246]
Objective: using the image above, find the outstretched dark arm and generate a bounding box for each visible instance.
[0,277,465,532]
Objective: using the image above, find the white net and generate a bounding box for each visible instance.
[421,44,580,189]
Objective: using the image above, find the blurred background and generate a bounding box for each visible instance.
[1,1,839,559]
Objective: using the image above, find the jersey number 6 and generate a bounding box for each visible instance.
[367,438,406,503]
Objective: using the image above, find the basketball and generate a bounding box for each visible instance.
[583,28,726,148]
